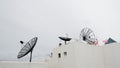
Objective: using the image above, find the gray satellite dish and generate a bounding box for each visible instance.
[80,28,97,45]
[59,37,72,45]
[17,37,38,62]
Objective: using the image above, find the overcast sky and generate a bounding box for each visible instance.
[0,0,120,61]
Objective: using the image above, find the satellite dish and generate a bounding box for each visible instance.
[59,37,72,44]
[17,37,38,62]
[80,27,97,45]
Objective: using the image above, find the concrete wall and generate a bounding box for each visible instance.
[1,42,120,68]
[48,42,76,68]
[103,43,120,68]
[0,62,48,68]
[49,41,120,68]
[75,42,104,68]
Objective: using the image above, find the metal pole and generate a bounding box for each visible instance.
[30,50,32,62]
[64,41,66,45]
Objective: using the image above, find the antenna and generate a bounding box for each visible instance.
[80,27,97,45]
[17,37,38,62]
[59,34,72,45]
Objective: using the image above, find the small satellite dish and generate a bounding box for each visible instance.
[59,37,72,45]
[80,27,97,45]
[17,37,38,62]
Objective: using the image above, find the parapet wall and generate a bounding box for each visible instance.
[48,42,120,68]
[1,42,120,68]
[0,62,48,68]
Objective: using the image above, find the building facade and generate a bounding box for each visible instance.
[48,41,120,68]
[1,41,120,68]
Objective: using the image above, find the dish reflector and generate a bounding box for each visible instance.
[17,37,38,62]
[59,37,72,44]
[80,28,97,45]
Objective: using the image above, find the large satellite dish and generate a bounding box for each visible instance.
[17,37,38,62]
[80,28,97,45]
[59,37,72,45]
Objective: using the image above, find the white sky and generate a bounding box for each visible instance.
[0,0,120,61]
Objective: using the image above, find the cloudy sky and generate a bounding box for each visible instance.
[0,0,120,61]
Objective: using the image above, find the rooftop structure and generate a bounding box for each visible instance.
[48,41,120,68]
[1,41,120,68]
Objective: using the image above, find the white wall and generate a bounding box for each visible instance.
[48,42,76,68]
[1,42,120,68]
[0,62,48,68]
[75,42,104,68]
[49,41,120,68]
[104,43,120,68]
